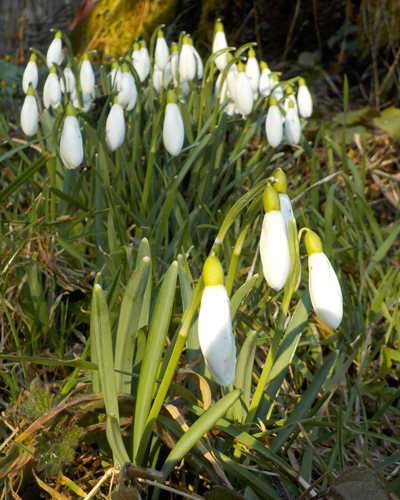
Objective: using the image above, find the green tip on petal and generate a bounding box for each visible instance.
[55,31,62,39]
[269,95,277,106]
[273,74,279,82]
[305,231,323,255]
[288,100,294,108]
[30,53,37,62]
[113,96,119,105]
[248,47,256,58]
[140,40,146,48]
[299,77,306,86]
[27,85,35,97]
[260,61,268,70]
[182,35,190,44]
[263,186,280,212]
[157,30,164,38]
[237,61,245,73]
[65,103,77,117]
[82,53,89,61]
[166,90,177,104]
[111,61,119,69]
[49,66,57,74]
[188,37,194,46]
[227,53,233,62]
[133,42,140,50]
[121,63,129,73]
[272,168,287,194]
[216,22,224,32]
[286,85,293,94]
[203,255,224,286]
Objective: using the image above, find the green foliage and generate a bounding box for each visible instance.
[19,380,54,420]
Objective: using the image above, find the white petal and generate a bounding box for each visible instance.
[155,37,169,71]
[117,72,137,110]
[140,47,150,78]
[246,57,260,93]
[260,211,290,291]
[226,66,238,102]
[22,61,38,94]
[80,60,95,95]
[191,45,204,79]
[212,31,228,71]
[132,49,147,82]
[170,52,179,81]
[48,73,61,108]
[266,105,283,147]
[179,44,196,82]
[308,252,343,329]
[60,116,83,169]
[60,67,76,94]
[163,103,184,156]
[46,38,62,68]
[259,68,271,96]
[198,285,236,386]
[285,108,301,144]
[235,73,253,116]
[106,103,125,151]
[163,62,172,89]
[110,68,122,91]
[21,95,38,136]
[297,85,313,118]
[279,194,295,231]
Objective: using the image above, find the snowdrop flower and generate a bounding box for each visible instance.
[71,88,94,113]
[164,62,172,88]
[235,62,253,117]
[110,62,122,91]
[140,40,150,79]
[20,85,38,136]
[272,75,283,102]
[215,72,228,104]
[297,77,313,118]
[155,30,169,71]
[305,231,343,329]
[60,103,83,169]
[198,255,236,386]
[80,54,95,95]
[260,186,290,291]
[43,67,61,109]
[163,90,184,156]
[106,99,125,151]
[22,54,38,94]
[117,65,137,111]
[245,47,260,95]
[259,61,271,97]
[265,96,283,147]
[180,80,190,96]
[153,64,162,94]
[226,53,238,102]
[285,100,301,145]
[212,22,228,71]
[46,31,63,68]
[179,35,196,82]
[170,43,179,83]
[283,86,298,114]
[60,65,76,94]
[188,37,203,79]
[132,42,147,82]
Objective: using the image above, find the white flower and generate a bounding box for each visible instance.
[106,102,125,151]
[117,69,137,111]
[179,37,196,82]
[215,72,228,104]
[272,75,283,102]
[46,32,62,68]
[297,78,313,118]
[140,41,150,79]
[279,193,295,231]
[198,256,236,387]
[60,105,83,169]
[190,43,203,79]
[43,70,61,109]
[132,43,147,82]
[21,89,38,136]
[152,64,162,93]
[180,80,190,95]
[285,103,301,144]
[80,56,95,95]
[170,44,179,82]
[259,62,271,96]
[235,63,253,117]
[212,23,228,71]
[22,55,38,94]
[155,31,169,71]
[164,62,172,89]
[265,98,283,147]
[60,66,76,94]
[226,62,238,102]
[71,89,93,113]
[306,231,342,329]
[110,64,122,91]
[260,187,290,291]
[163,91,184,156]
[245,48,260,94]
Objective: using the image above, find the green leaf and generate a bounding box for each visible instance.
[19,380,54,420]
[373,108,400,140]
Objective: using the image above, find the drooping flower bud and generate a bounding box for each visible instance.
[297,77,313,118]
[235,62,253,117]
[285,100,301,145]
[106,98,125,151]
[43,67,61,109]
[198,255,236,386]
[212,22,228,71]
[132,42,147,83]
[60,65,76,94]
[117,64,137,111]
[245,47,260,95]
[139,40,150,79]
[188,38,203,79]
[155,30,169,71]
[21,85,38,136]
[259,61,271,97]
[163,90,184,156]
[305,231,343,329]
[260,186,290,291]
[60,103,83,169]
[22,54,38,94]
[170,43,179,83]
[179,35,196,82]
[265,96,283,147]
[46,31,63,69]
[80,54,95,95]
